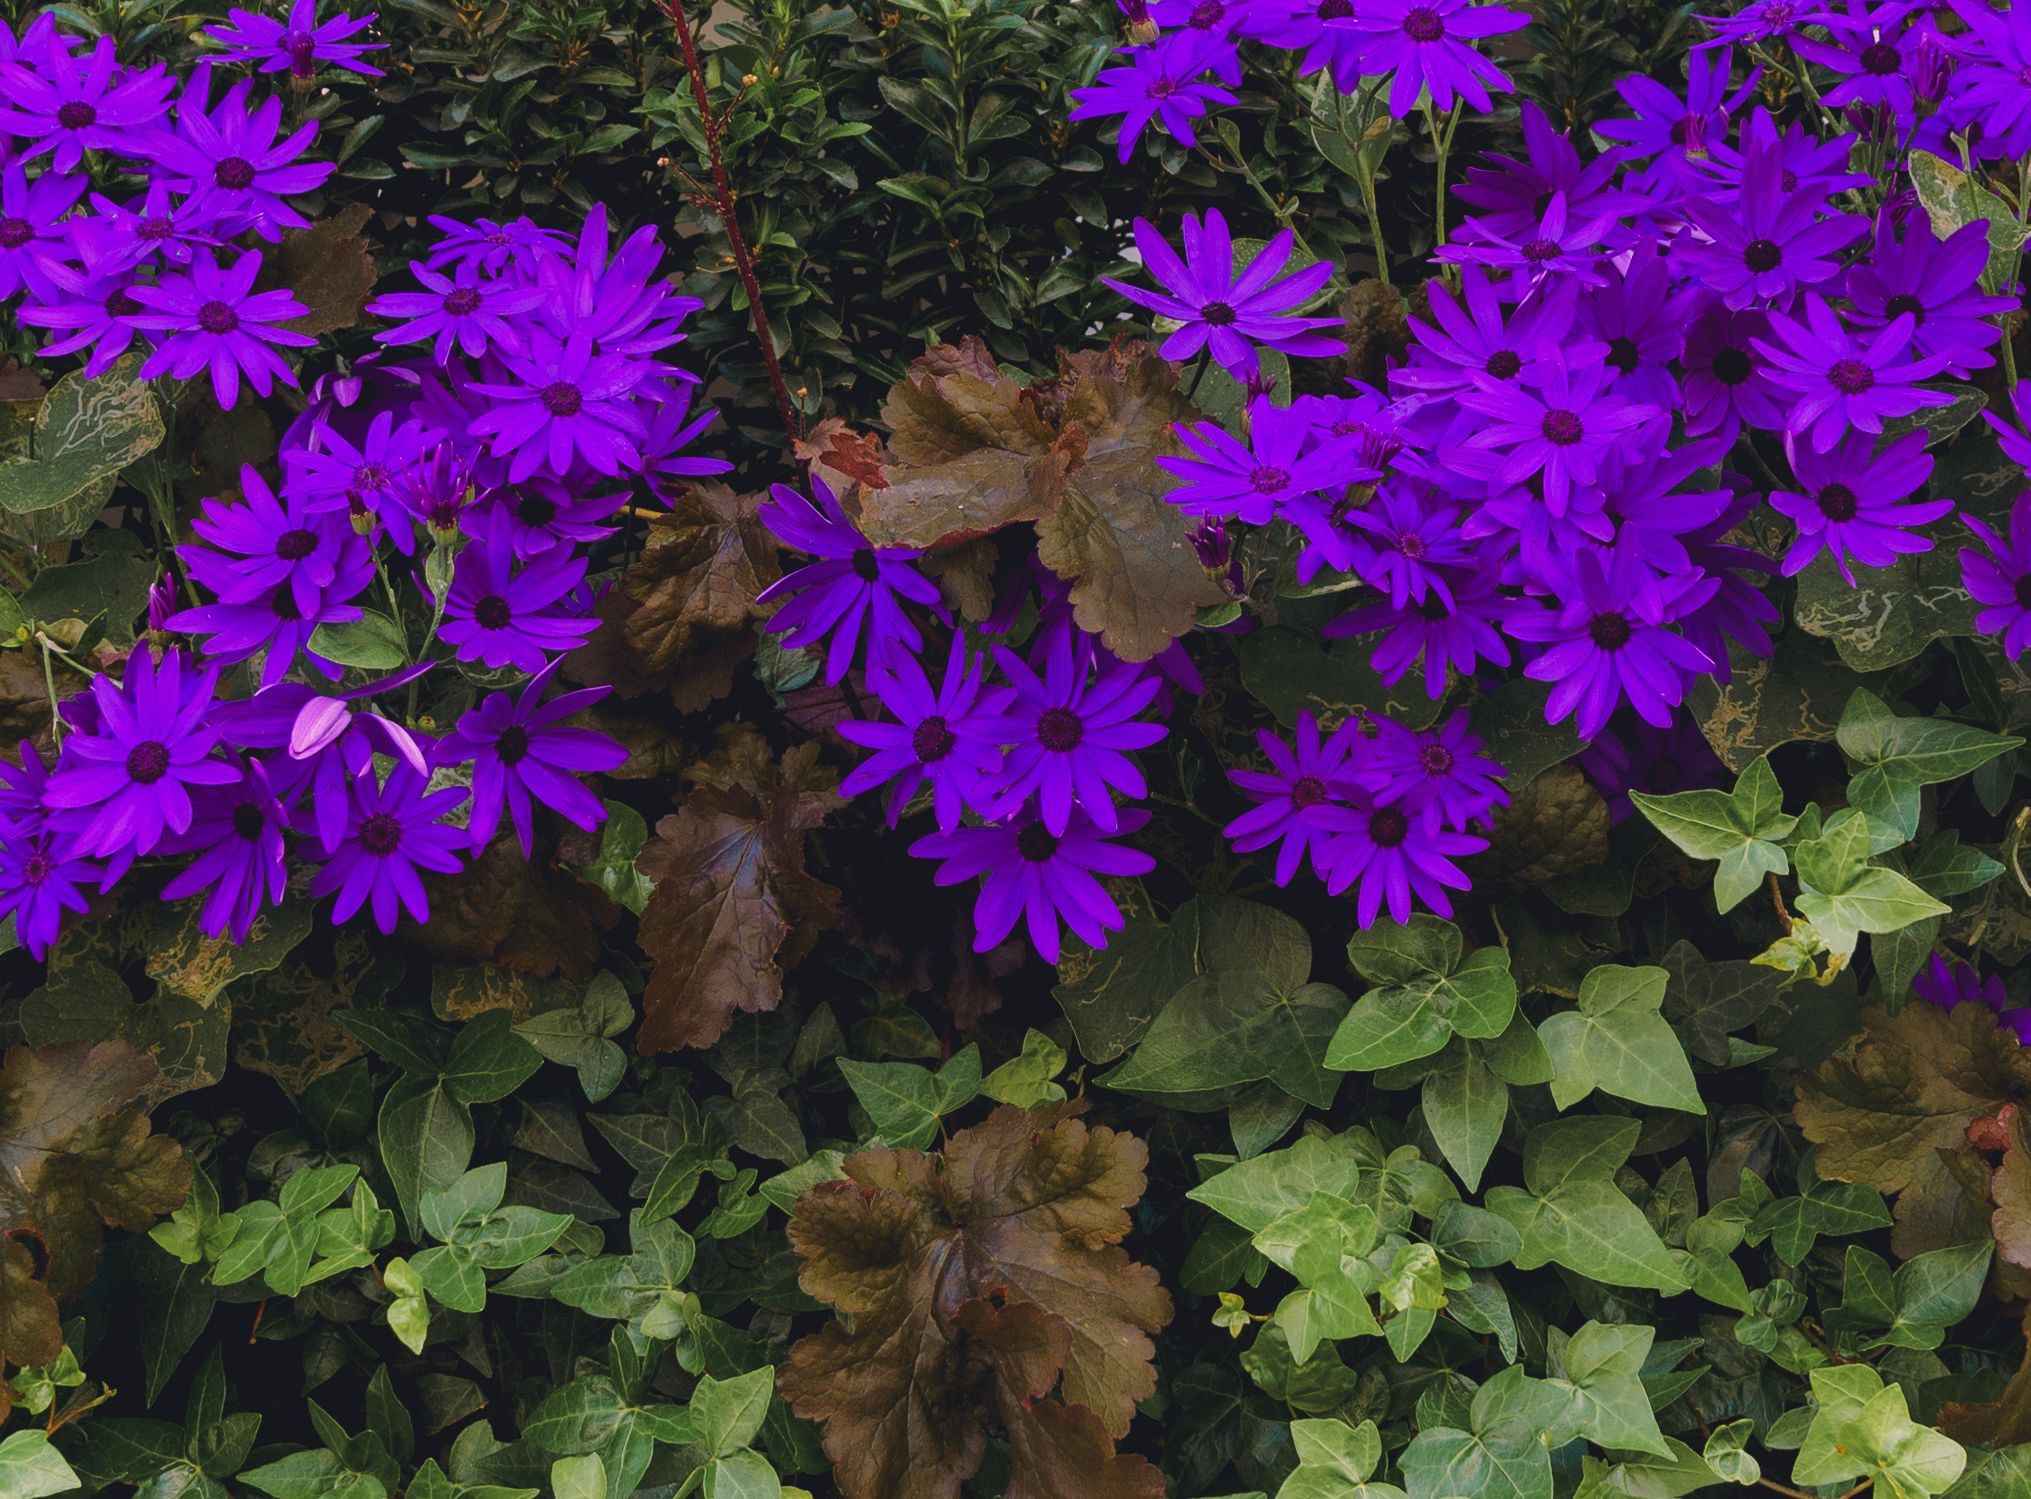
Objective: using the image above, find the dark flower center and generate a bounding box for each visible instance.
[359,811,403,855]
[486,229,513,246]
[57,101,96,130]
[1037,707,1084,752]
[1484,348,1522,379]
[539,381,583,417]
[1368,807,1410,847]
[1250,465,1291,496]
[1147,78,1179,100]
[1743,238,1783,272]
[1588,612,1633,649]
[1189,0,1225,25]
[1885,292,1926,323]
[1607,336,1639,373]
[1766,2,1795,21]
[1860,40,1899,74]
[232,802,267,840]
[197,300,240,334]
[1318,0,1354,17]
[851,548,881,582]
[106,288,140,317]
[1401,5,1444,40]
[1395,531,1426,559]
[475,595,512,629]
[1644,759,1683,792]
[1520,237,1561,263]
[271,585,301,620]
[127,740,172,784]
[0,218,32,250]
[444,287,483,316]
[1817,482,1859,521]
[2015,575,2031,609]
[497,725,530,765]
[1710,346,1753,385]
[516,492,558,527]
[1201,301,1238,326]
[21,851,51,885]
[137,216,173,241]
[912,715,956,763]
[1827,357,1875,394]
[1540,409,1585,446]
[214,157,257,191]
[275,528,318,560]
[1419,743,1454,774]
[1016,822,1059,862]
[1668,115,1694,145]
[1291,775,1328,809]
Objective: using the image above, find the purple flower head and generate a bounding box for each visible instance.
[1241,0,1373,91]
[440,533,597,673]
[639,378,733,494]
[1753,294,1955,452]
[1578,714,1727,823]
[17,262,146,377]
[1680,131,1867,308]
[1068,31,1240,163]
[1159,397,1366,524]
[466,331,650,482]
[425,213,571,277]
[145,70,335,239]
[0,32,174,171]
[1696,0,1833,46]
[205,0,385,80]
[1847,209,2015,376]
[1597,44,1758,169]
[1510,547,1716,740]
[755,476,944,684]
[464,478,623,558]
[0,828,96,960]
[909,805,1156,964]
[972,624,1166,835]
[0,13,69,68]
[383,439,478,549]
[73,182,225,274]
[438,659,625,856]
[528,205,698,356]
[1960,492,2031,659]
[282,409,439,525]
[1453,363,1660,516]
[1681,302,1790,438]
[1440,190,1620,290]
[157,758,289,942]
[1103,210,1341,379]
[1358,711,1508,828]
[1396,268,1600,399]
[1769,429,1948,584]
[1315,790,1488,927]
[1577,249,1695,410]
[1947,0,2031,154]
[1699,107,1871,201]
[1677,489,1779,682]
[1794,0,1925,118]
[0,741,51,831]
[1349,0,1530,116]
[1344,482,1475,609]
[1452,102,1641,244]
[1911,952,2007,1011]
[839,632,1012,832]
[1151,0,1244,40]
[309,764,466,933]
[1325,558,1513,699]
[129,247,315,409]
[369,258,547,363]
[0,160,84,303]
[41,645,238,870]
[1225,710,1367,886]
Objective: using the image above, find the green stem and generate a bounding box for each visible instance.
[1356,149,1390,285]
[38,635,62,747]
[1424,99,1461,253]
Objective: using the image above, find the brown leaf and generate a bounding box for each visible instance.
[1476,763,1609,886]
[1990,1106,2031,1270]
[795,416,890,493]
[1940,1307,2031,1444]
[273,202,379,337]
[410,836,619,979]
[0,1233,61,1406]
[0,1041,190,1299]
[1797,1002,2031,1254]
[1033,342,1226,661]
[779,1102,1170,1499]
[635,730,839,1051]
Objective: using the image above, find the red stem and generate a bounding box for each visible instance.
[658,0,803,455]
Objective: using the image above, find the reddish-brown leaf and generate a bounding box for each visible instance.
[1941,1307,2031,1444]
[411,836,620,979]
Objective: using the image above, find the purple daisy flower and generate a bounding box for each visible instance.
[1510,548,1715,739]
[1241,0,1373,91]
[0,829,97,960]
[1960,492,2031,660]
[1397,268,1598,399]
[1344,482,1475,609]
[157,759,290,942]
[0,32,174,171]
[165,516,375,689]
[128,247,315,409]
[282,411,440,524]
[972,625,1166,835]
[1679,134,1867,308]
[1753,295,1955,453]
[17,263,146,378]
[177,467,357,608]
[438,660,626,856]
[1103,210,1342,378]
[463,479,623,558]
[1349,0,1530,116]
[0,160,85,303]
[640,378,733,494]
[1578,715,1727,823]
[1453,363,1659,516]
[1224,709,1368,886]
[1358,711,1507,828]
[72,182,225,274]
[1315,792,1488,927]
[1325,559,1513,699]
[1440,190,1620,290]
[424,213,571,277]
[204,0,385,80]
[466,331,650,482]
[526,205,697,356]
[1947,0,2031,153]
[1847,210,2015,376]
[1159,397,1365,524]
[1681,302,1790,437]
[440,533,597,673]
[1793,0,1924,117]
[909,806,1156,964]
[839,632,1011,832]
[145,72,335,239]
[1578,249,1694,410]
[1452,102,1641,244]
[369,258,547,363]
[1696,0,1833,46]
[755,475,943,684]
[1769,430,1948,583]
[1597,44,1756,165]
[1679,492,1780,682]
[41,646,239,870]
[309,765,466,933]
[1068,31,1240,163]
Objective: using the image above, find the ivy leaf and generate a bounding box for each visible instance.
[1254,1192,1383,1361]
[0,357,163,520]
[1827,1241,1993,1351]
[838,1044,983,1149]
[1484,1118,1689,1293]
[636,733,839,1052]
[1188,1134,1365,1233]
[1102,970,1349,1109]
[0,1429,80,1498]
[1836,690,2022,852]
[1746,1180,1892,1266]
[1539,965,1704,1114]
[1792,811,1950,956]
[1275,1418,1408,1499]
[779,1103,1170,1499]
[980,1029,1069,1108]
[1630,754,1795,912]
[1401,1366,1559,1499]
[1793,1365,1965,1496]
[1546,1323,1670,1457]
[1328,916,1517,1071]
[1660,943,1782,1067]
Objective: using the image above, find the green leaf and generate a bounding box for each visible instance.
[1188,1134,1364,1232]
[838,1045,981,1149]
[0,357,163,518]
[1329,916,1518,1072]
[1548,1323,1670,1457]
[549,1455,605,1499]
[1702,1420,1760,1485]
[379,1078,475,1239]
[1104,969,1349,1108]
[0,1430,80,1498]
[308,610,407,670]
[704,1448,782,1499]
[1484,1119,1688,1294]
[1910,150,2030,289]
[980,1029,1067,1107]
[1276,1418,1408,1499]
[1421,1042,1510,1192]
[1539,965,1704,1113]
[1792,811,1950,955]
[1794,1365,1965,1496]
[1631,755,1796,912]
[691,1367,774,1459]
[443,1012,543,1105]
[1837,690,2023,852]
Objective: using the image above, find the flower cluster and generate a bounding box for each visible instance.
[0,15,741,956]
[1911,953,2031,1044]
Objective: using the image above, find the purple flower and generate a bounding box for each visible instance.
[1398,269,1598,399]
[0,160,84,303]
[438,661,625,856]
[1358,711,1507,828]
[526,205,697,355]
[205,0,385,79]
[1578,249,1694,410]
[1241,0,1372,90]
[1068,32,1240,163]
[972,625,1165,834]
[1349,0,1529,115]
[1681,302,1790,437]
[157,759,289,942]
[283,411,439,523]
[17,263,145,377]
[0,829,96,960]
[369,258,546,363]
[129,248,315,409]
[1316,793,1487,927]
[839,633,1011,832]
[1793,0,1924,118]
[1680,134,1866,308]
[1452,102,1640,244]
[1103,210,1341,378]
[909,806,1156,963]
[1769,430,1948,583]
[1948,0,2031,154]
[1510,548,1715,739]
[1224,709,1367,886]
[72,182,224,274]
[177,467,355,607]
[145,72,335,239]
[0,32,174,171]
[1344,482,1475,609]
[440,534,596,673]
[1960,492,2031,659]
[165,546,374,688]
[309,765,466,932]
[1578,715,1727,823]
[1753,295,1955,452]
[1597,44,1756,165]
[1696,0,1831,46]
[1325,560,1512,699]
[1441,191,1619,290]
[1159,397,1364,523]
[640,379,733,494]
[1912,953,2008,1011]
[424,213,571,276]
[466,331,650,482]
[1453,363,1659,516]
[464,479,623,558]
[1847,210,2015,376]
[755,476,943,684]
[42,646,238,870]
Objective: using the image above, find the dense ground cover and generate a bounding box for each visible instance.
[0,0,2029,1497]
